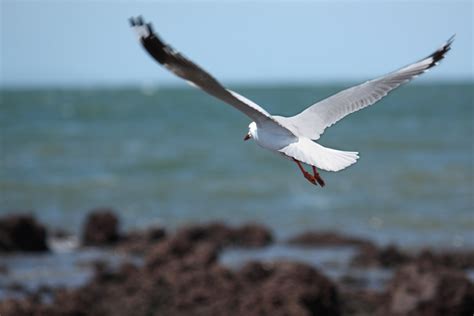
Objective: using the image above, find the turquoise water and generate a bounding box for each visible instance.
[1,83,473,248]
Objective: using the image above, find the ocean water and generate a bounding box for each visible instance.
[1,83,473,248]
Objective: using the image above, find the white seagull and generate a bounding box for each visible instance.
[130,16,453,187]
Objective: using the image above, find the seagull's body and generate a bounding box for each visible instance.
[130,16,453,186]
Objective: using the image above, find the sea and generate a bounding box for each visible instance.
[1,83,473,249]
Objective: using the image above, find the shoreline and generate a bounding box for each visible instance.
[1,210,473,315]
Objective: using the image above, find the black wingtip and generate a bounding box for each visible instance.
[129,15,169,65]
[428,35,455,68]
[447,34,456,45]
[146,23,154,35]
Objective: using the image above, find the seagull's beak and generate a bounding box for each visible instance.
[244,133,251,141]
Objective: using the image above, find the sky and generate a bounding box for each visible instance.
[1,0,473,87]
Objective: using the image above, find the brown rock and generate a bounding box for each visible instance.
[351,245,474,271]
[0,214,48,252]
[287,231,374,248]
[340,289,385,316]
[238,261,341,316]
[240,261,273,283]
[145,233,219,269]
[118,226,166,254]
[417,249,474,270]
[1,223,340,316]
[351,244,411,268]
[232,223,273,247]
[0,299,37,316]
[82,209,120,246]
[175,222,273,248]
[381,260,474,316]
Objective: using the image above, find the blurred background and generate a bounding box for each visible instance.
[2,0,472,245]
[0,0,474,316]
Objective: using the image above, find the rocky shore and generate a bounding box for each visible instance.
[1,210,473,316]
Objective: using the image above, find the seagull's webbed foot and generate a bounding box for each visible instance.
[312,166,326,187]
[303,171,318,185]
[293,159,319,186]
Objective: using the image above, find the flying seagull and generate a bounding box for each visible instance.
[129,16,453,187]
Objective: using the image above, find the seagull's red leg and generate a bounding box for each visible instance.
[312,166,326,187]
[293,159,317,185]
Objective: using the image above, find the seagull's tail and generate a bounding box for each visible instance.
[280,138,359,172]
[316,145,359,172]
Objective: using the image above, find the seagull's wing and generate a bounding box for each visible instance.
[129,16,294,136]
[278,36,454,140]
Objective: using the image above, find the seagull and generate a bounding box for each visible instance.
[129,16,453,187]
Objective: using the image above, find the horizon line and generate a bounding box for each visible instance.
[1,77,473,91]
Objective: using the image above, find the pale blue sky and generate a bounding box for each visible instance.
[1,1,472,87]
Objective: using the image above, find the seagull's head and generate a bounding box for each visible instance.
[244,122,257,141]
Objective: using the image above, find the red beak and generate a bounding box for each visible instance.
[244,133,251,141]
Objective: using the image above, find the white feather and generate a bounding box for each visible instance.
[279,36,454,140]
[279,138,359,172]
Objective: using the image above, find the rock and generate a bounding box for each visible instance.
[0,214,48,252]
[240,261,273,283]
[339,289,385,316]
[1,223,341,316]
[0,299,37,316]
[416,249,474,270]
[178,223,273,247]
[377,245,412,267]
[145,226,166,241]
[381,260,474,316]
[118,226,166,254]
[287,231,374,248]
[145,222,271,271]
[82,209,120,246]
[351,244,411,268]
[351,245,474,271]
[232,224,273,247]
[145,234,219,269]
[238,261,341,316]
[175,222,273,248]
